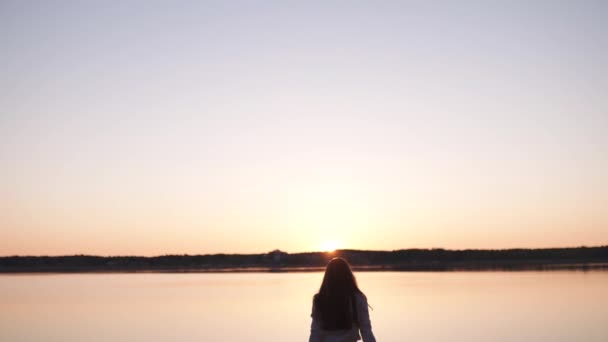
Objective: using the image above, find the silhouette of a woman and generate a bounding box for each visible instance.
[309,257,376,342]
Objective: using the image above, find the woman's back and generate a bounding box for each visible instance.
[309,292,376,342]
[308,257,376,342]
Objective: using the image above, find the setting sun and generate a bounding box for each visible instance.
[320,241,340,253]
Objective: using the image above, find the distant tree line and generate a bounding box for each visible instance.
[1,246,607,272]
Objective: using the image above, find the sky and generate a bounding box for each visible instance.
[1,0,607,256]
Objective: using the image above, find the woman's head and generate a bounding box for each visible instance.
[319,257,360,295]
[313,257,363,330]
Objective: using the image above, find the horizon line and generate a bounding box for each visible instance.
[2,244,607,258]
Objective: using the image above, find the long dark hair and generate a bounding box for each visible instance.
[312,257,363,330]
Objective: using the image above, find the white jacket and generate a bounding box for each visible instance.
[308,292,376,342]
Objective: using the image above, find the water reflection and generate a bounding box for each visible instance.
[1,271,607,341]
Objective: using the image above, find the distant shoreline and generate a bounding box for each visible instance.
[2,246,607,273]
[2,264,608,274]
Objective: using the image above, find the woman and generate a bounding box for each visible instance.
[309,257,376,342]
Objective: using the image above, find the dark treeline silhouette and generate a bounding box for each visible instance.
[1,246,608,273]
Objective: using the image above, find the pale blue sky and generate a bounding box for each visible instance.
[1,1,607,255]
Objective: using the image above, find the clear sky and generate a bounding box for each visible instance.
[1,0,607,256]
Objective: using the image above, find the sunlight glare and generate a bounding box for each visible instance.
[320,241,340,253]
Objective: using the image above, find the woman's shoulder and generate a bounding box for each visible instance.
[355,291,367,298]
[354,291,368,304]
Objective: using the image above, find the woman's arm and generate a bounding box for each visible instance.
[309,316,322,342]
[309,299,322,342]
[357,294,376,342]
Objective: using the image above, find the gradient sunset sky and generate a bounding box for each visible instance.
[1,1,607,256]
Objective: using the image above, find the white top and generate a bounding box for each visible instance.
[308,292,376,342]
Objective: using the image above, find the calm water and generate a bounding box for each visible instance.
[1,271,607,341]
